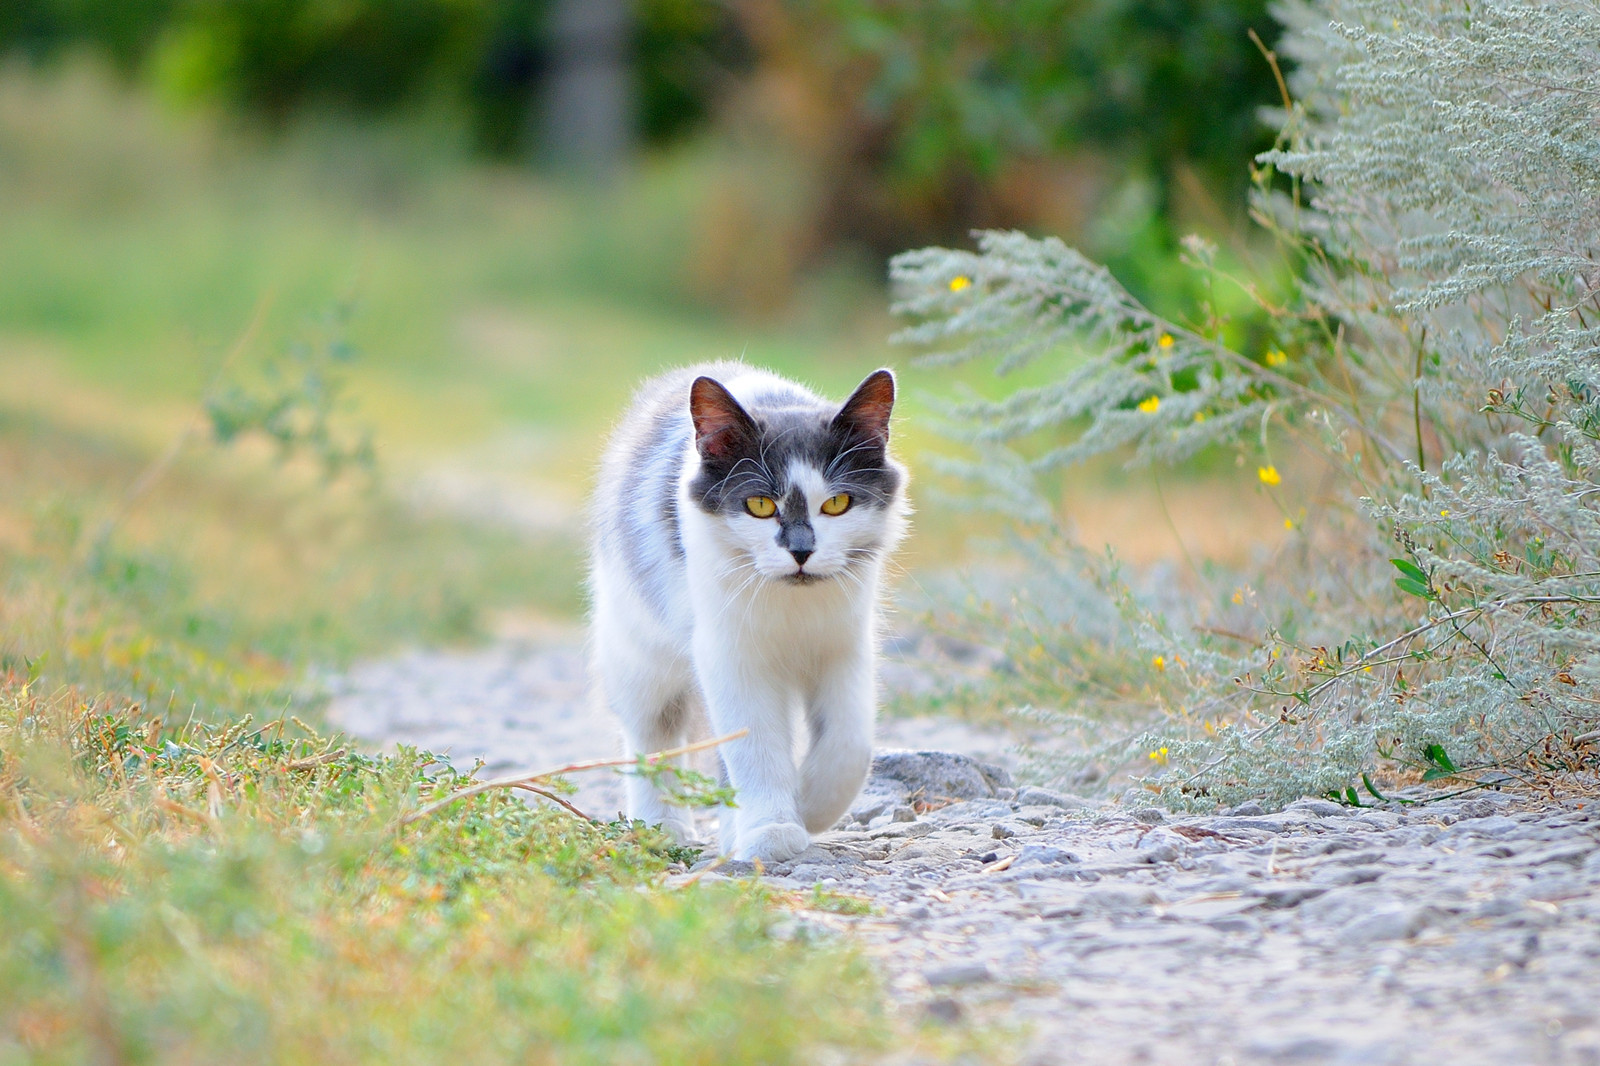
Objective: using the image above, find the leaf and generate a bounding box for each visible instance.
[1362,773,1388,802]
[1394,577,1432,599]
[1421,743,1459,780]
[1390,558,1429,584]
[1344,786,1363,807]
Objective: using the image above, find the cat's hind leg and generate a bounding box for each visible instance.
[593,623,700,843]
[797,654,875,833]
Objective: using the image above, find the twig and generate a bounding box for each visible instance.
[1249,28,1293,116]
[398,729,749,827]
[285,748,346,771]
[512,783,595,821]
[1193,625,1265,647]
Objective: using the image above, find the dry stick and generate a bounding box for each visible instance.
[398,729,750,827]
[512,783,594,821]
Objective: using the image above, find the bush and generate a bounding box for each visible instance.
[891,0,1600,808]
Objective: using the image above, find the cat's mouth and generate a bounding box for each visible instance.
[782,570,828,586]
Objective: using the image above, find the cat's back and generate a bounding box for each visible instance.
[590,362,818,619]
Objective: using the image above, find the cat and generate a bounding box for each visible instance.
[588,362,908,862]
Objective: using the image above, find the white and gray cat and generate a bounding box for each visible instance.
[589,363,908,862]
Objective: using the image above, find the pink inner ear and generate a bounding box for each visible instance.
[690,377,750,457]
[837,370,895,442]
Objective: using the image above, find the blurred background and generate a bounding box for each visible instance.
[0,0,1295,706]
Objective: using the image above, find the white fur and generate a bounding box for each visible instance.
[588,365,907,862]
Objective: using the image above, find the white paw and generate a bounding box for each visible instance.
[734,822,810,863]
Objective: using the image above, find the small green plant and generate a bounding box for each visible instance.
[0,679,890,1065]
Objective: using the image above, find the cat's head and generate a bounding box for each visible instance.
[686,369,905,584]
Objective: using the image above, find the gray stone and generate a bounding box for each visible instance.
[1249,884,1330,909]
[1341,904,1440,943]
[924,961,994,987]
[891,805,918,823]
[847,792,897,825]
[868,750,1012,802]
[1517,841,1596,867]
[1017,844,1081,866]
[1131,806,1168,824]
[1287,798,1349,818]
[1014,786,1097,811]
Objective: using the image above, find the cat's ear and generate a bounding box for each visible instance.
[833,369,895,446]
[689,376,757,460]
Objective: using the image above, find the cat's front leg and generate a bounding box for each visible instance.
[694,652,809,863]
[798,652,875,832]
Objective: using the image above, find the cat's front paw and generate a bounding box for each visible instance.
[734,822,810,863]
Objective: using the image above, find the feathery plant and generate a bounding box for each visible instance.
[892,0,1600,808]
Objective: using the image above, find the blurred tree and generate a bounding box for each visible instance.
[544,0,632,173]
[0,0,749,157]
[755,0,1283,254]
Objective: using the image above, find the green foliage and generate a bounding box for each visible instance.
[810,0,1280,189]
[0,682,886,1064]
[1,0,747,155]
[892,0,1600,808]
[203,303,375,481]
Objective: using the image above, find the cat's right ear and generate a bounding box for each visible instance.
[689,377,756,460]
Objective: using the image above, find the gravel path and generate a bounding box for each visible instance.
[326,638,1600,1066]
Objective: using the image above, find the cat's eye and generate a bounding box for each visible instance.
[744,496,777,518]
[820,494,852,516]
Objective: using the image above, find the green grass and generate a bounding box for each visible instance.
[0,682,897,1065]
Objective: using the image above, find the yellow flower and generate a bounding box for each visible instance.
[1152,655,1166,671]
[1439,509,1450,517]
[1284,518,1294,530]
[1193,411,1206,422]
[1138,395,1161,413]
[1158,333,1174,349]
[1258,464,1282,486]
[1148,747,1170,766]
[1265,349,1288,367]
[949,275,971,292]
[1232,589,1244,605]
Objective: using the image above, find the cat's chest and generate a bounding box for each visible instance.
[694,581,866,659]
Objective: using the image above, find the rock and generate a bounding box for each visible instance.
[1131,806,1168,824]
[1014,786,1096,810]
[992,822,1020,839]
[924,961,993,987]
[1249,884,1329,909]
[1313,865,1385,886]
[1017,844,1080,866]
[1341,904,1441,943]
[1287,798,1348,818]
[1517,842,1596,867]
[925,997,963,1023]
[1517,875,1590,902]
[868,750,1012,802]
[1229,800,1266,817]
[870,821,936,840]
[891,805,917,823]
[848,794,897,824]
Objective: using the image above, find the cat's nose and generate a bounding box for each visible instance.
[789,549,813,568]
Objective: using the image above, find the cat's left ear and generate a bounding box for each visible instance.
[833,369,895,446]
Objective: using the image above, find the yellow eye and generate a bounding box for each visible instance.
[820,494,851,516]
[744,496,777,518]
